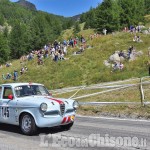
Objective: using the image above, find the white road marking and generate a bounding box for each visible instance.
[76,114,150,122]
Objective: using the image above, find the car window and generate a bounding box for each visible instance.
[15,85,50,97]
[0,86,2,98]
[3,87,13,99]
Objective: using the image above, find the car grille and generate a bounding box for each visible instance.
[44,110,59,116]
[60,103,65,116]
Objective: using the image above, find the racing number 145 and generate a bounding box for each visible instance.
[1,107,9,118]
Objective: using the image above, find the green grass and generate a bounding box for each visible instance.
[0,18,150,118]
[0,30,150,90]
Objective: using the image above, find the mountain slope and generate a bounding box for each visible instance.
[0,26,150,89]
[0,1,149,90]
[0,0,73,62]
[16,0,36,11]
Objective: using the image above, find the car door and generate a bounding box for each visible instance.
[0,86,17,124]
[0,86,3,122]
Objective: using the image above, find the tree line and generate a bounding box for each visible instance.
[80,0,150,33]
[0,0,74,63]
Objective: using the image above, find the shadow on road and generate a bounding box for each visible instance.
[0,123,20,134]
[0,123,69,136]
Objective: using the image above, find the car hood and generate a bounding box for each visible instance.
[16,96,74,107]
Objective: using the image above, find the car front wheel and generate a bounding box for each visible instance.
[20,113,37,135]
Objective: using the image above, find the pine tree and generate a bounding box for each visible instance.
[0,33,10,63]
[118,0,145,27]
[96,0,121,33]
[145,0,150,14]
[9,21,29,59]
[0,14,5,26]
[73,21,81,34]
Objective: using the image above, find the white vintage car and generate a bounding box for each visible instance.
[0,83,78,135]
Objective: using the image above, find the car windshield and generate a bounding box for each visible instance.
[15,85,50,97]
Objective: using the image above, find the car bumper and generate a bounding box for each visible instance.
[36,112,76,128]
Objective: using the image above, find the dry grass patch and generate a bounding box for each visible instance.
[77,105,150,119]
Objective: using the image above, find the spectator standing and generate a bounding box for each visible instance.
[13,70,18,81]
[54,51,59,62]
[63,46,67,55]
[44,45,47,50]
[74,38,77,47]
[130,25,134,33]
[80,35,86,48]
[69,38,74,48]
[128,45,134,58]
[54,40,58,50]
[103,28,107,35]
[45,49,49,58]
[63,40,67,46]
[28,52,33,61]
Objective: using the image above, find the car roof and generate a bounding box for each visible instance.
[1,83,43,88]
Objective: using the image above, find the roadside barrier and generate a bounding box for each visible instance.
[51,77,150,106]
[52,78,140,95]
[140,76,150,106]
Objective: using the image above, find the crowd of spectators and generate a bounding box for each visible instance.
[112,62,124,72]
[113,45,136,70]
[104,44,144,72]
[89,33,101,40]
[1,35,88,81]
[23,35,88,65]
[1,23,150,81]
[133,35,142,42]
[123,25,145,33]
[1,64,26,81]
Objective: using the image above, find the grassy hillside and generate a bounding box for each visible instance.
[0,17,150,118]
[0,28,150,91]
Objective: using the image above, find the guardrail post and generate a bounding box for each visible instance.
[140,77,145,106]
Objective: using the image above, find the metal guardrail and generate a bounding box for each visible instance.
[79,102,150,106]
[140,76,150,106]
[52,78,140,95]
[51,77,150,106]
[73,80,150,100]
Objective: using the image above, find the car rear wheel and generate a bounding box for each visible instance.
[20,113,37,135]
[61,122,74,130]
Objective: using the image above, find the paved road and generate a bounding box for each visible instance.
[0,115,149,150]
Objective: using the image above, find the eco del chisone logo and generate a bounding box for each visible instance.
[39,133,147,148]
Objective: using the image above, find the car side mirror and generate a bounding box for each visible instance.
[8,94,13,100]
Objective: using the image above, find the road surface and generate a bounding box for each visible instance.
[0,115,149,150]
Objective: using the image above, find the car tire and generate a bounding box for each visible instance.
[61,122,74,130]
[20,113,37,135]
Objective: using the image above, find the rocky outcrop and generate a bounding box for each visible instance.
[16,0,36,11]
[104,50,143,68]
[109,51,121,62]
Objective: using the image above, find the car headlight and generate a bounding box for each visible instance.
[40,103,48,112]
[73,101,79,109]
